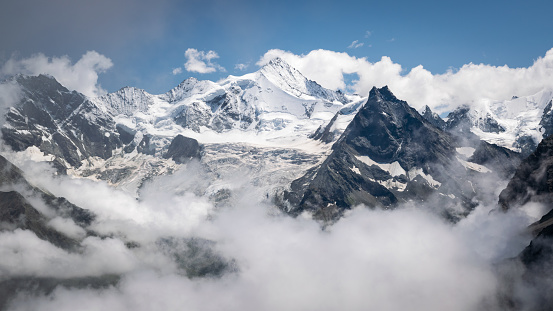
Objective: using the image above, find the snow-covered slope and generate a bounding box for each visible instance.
[447,89,553,154]
[90,57,362,152]
[2,59,365,197]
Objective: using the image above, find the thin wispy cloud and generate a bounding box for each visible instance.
[365,30,372,38]
[348,40,364,49]
[183,48,226,74]
[234,63,249,71]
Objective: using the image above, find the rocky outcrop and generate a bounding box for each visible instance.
[282,86,479,221]
[163,135,202,164]
[1,75,123,169]
[0,154,94,249]
[498,134,553,210]
[421,105,446,130]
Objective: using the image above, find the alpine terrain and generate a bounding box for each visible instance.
[0,58,552,310]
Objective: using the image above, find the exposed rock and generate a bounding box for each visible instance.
[163,135,201,164]
[468,141,523,179]
[282,86,477,221]
[540,100,553,140]
[421,105,446,130]
[310,112,340,143]
[1,75,123,170]
[156,237,237,278]
[498,134,553,210]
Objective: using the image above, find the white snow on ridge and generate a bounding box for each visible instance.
[456,157,492,173]
[407,168,441,188]
[356,156,406,177]
[467,89,553,151]
[355,155,441,188]
[91,58,363,152]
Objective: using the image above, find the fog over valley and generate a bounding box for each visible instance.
[0,50,553,311]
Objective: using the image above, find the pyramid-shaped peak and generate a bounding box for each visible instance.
[260,57,302,77]
[369,85,400,102]
[265,57,292,68]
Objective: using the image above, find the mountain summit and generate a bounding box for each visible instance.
[259,57,348,103]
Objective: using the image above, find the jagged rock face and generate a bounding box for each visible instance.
[0,154,94,249]
[421,105,446,130]
[445,106,473,135]
[540,100,553,139]
[496,133,553,285]
[259,57,349,104]
[282,86,478,221]
[163,135,201,164]
[468,141,522,179]
[2,75,123,169]
[342,86,456,169]
[445,106,505,140]
[0,190,79,250]
[310,112,339,143]
[520,208,553,268]
[97,86,153,116]
[498,134,553,210]
[156,237,237,279]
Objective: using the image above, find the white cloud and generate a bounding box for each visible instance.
[365,30,372,38]
[0,51,113,97]
[2,143,546,311]
[348,40,364,49]
[172,67,183,75]
[234,63,249,71]
[184,48,226,74]
[257,48,553,113]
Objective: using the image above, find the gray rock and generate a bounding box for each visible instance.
[163,135,201,164]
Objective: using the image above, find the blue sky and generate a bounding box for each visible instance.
[2,0,553,96]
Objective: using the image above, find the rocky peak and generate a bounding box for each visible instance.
[281,86,475,221]
[421,105,446,130]
[540,100,553,139]
[97,86,153,116]
[341,86,455,167]
[259,57,348,104]
[162,77,218,103]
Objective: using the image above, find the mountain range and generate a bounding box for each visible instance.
[0,58,553,309]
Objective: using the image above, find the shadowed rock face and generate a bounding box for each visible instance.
[0,190,79,250]
[163,135,202,164]
[498,134,553,210]
[1,74,123,170]
[421,105,446,130]
[0,154,94,249]
[540,100,553,140]
[468,141,523,179]
[282,86,482,221]
[496,134,553,269]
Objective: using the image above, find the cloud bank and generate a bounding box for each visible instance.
[258,48,553,113]
[0,51,113,98]
[0,152,544,311]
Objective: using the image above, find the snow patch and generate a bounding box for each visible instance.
[456,157,492,173]
[356,156,406,177]
[407,168,441,188]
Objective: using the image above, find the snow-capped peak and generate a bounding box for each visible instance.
[258,57,348,104]
[96,86,154,116]
[162,77,220,103]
